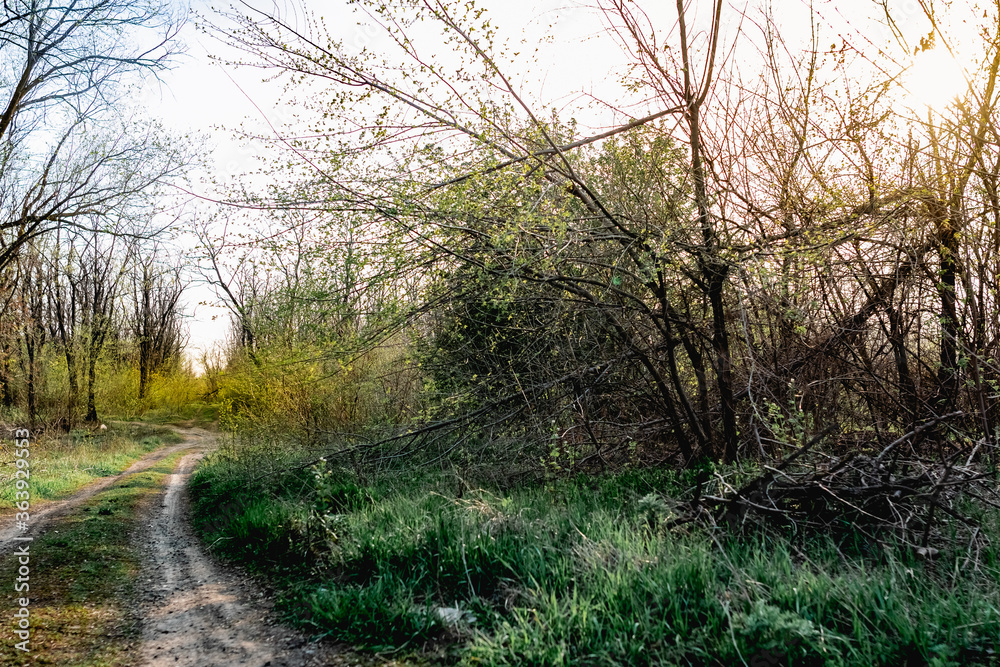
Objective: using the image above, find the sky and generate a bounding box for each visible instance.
[150,0,976,366]
[144,1,281,364]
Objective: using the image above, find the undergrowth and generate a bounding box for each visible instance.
[190,439,1000,666]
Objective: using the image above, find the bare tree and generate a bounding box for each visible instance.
[45,232,83,426]
[206,0,1000,468]
[130,248,185,400]
[76,223,132,423]
[0,0,185,271]
[15,249,45,423]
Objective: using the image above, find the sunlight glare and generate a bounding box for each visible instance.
[906,48,967,112]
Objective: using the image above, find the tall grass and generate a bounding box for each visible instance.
[190,444,1000,666]
[0,422,183,502]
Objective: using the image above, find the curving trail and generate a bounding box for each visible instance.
[136,429,379,666]
[1,425,391,665]
[0,430,197,555]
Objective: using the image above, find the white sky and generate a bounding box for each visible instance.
[148,0,979,365]
[152,0,634,364]
[143,0,279,364]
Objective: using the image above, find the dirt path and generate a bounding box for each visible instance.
[0,428,202,556]
[136,432,369,667]
[1,426,389,665]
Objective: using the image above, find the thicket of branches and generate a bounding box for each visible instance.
[0,233,187,426]
[205,0,1000,477]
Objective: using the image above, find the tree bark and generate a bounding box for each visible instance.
[677,0,737,461]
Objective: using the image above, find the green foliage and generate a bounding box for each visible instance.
[410,124,724,465]
[310,459,369,513]
[191,445,1000,665]
[0,343,209,426]
[215,335,421,440]
[302,578,443,650]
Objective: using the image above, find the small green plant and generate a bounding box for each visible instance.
[765,382,815,446]
[636,491,673,532]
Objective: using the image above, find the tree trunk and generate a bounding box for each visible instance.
[85,331,99,423]
[677,0,736,462]
[25,337,36,425]
[887,306,918,427]
[0,344,13,408]
[689,102,737,462]
[138,271,151,400]
[65,347,78,427]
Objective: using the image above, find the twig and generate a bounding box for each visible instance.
[874,412,962,464]
[776,425,837,471]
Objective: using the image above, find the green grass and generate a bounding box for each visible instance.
[0,451,186,666]
[190,445,1000,666]
[0,422,184,503]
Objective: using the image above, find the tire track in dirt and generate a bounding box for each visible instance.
[0,425,392,665]
[0,428,202,555]
[136,432,382,667]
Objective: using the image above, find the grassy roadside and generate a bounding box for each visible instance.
[131,403,218,430]
[0,449,186,666]
[0,423,183,507]
[190,442,1000,666]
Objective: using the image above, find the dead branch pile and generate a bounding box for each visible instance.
[685,413,1000,558]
